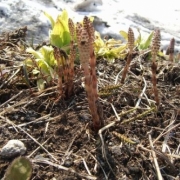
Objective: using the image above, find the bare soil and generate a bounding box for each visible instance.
[0,27,180,180]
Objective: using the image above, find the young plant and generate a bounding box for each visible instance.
[53,46,67,98]
[4,156,32,180]
[136,30,154,51]
[67,18,76,97]
[151,29,161,106]
[121,27,134,83]
[52,18,76,99]
[25,10,75,93]
[120,28,154,51]
[25,46,57,91]
[94,31,127,61]
[45,10,71,49]
[76,16,102,132]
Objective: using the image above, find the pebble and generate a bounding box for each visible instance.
[63,158,74,167]
[0,139,26,158]
[73,0,103,11]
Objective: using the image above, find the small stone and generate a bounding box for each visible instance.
[0,139,26,158]
[14,115,19,120]
[64,158,74,167]
[73,0,102,12]
[111,146,122,156]
[20,117,25,121]
[79,114,90,121]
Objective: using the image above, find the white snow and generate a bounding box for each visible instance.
[0,0,179,50]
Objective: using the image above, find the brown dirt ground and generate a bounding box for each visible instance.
[0,27,180,180]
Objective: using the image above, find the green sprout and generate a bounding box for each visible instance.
[24,10,75,91]
[120,29,165,58]
[94,31,127,61]
[44,10,71,49]
[4,156,32,180]
[24,10,166,92]
[25,45,57,91]
[120,29,154,50]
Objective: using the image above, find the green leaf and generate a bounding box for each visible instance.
[139,31,154,50]
[32,69,40,75]
[37,58,56,79]
[158,51,165,57]
[50,10,71,47]
[38,59,50,74]
[37,79,46,91]
[89,16,94,22]
[135,28,141,46]
[60,9,69,22]
[4,157,32,180]
[24,58,34,67]
[39,46,55,67]
[26,47,42,59]
[94,31,104,48]
[105,39,123,48]
[48,66,56,79]
[44,11,55,29]
[119,30,128,41]
[111,44,127,54]
[97,47,107,56]
[50,31,70,48]
[24,45,57,91]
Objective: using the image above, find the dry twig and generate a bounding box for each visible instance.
[148,131,163,180]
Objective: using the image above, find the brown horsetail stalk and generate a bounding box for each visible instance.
[121,27,134,84]
[53,18,76,99]
[166,38,175,62]
[76,17,102,132]
[53,46,72,99]
[178,53,180,61]
[53,46,64,98]
[83,17,98,100]
[151,29,161,106]
[67,18,76,97]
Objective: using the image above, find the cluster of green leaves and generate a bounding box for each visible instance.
[120,29,164,57]
[120,29,152,50]
[25,9,163,90]
[25,10,71,91]
[44,10,71,48]
[94,28,158,61]
[25,46,57,90]
[94,31,127,61]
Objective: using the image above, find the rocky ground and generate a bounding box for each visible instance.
[0,25,180,179]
